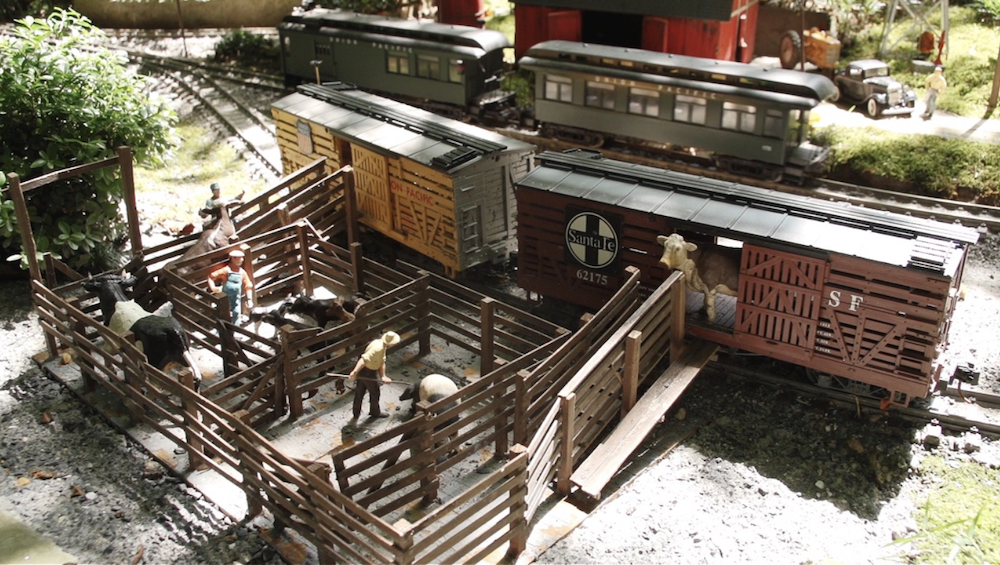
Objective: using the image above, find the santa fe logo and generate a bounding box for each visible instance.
[565,211,619,270]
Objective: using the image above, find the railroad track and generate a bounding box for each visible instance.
[135,53,287,179]
[708,355,1000,439]
[496,127,1000,232]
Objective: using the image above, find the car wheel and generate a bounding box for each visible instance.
[778,31,802,70]
[865,98,880,118]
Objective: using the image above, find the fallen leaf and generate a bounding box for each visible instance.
[70,485,85,498]
[30,469,54,480]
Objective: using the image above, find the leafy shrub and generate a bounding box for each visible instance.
[213,29,280,72]
[0,9,176,272]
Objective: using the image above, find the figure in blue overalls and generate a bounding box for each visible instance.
[207,249,254,324]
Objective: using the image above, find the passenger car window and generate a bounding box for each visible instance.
[628,88,659,117]
[722,101,757,133]
[674,95,706,124]
[387,51,410,75]
[544,75,573,102]
[585,81,615,110]
[417,55,440,79]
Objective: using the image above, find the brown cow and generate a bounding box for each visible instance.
[168,201,241,274]
[657,233,740,323]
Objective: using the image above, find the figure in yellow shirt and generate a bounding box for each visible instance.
[348,331,401,420]
[923,66,946,119]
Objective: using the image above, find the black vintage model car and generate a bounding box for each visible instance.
[832,59,917,118]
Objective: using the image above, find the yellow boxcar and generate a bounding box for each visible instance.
[272,84,535,276]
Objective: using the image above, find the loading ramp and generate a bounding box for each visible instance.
[569,339,719,502]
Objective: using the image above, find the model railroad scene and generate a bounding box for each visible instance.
[3,0,1000,563]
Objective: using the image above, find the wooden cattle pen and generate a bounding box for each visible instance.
[9,149,697,563]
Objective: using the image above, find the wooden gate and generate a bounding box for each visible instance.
[734,245,826,357]
[351,145,394,233]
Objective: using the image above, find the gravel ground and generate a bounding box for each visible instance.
[2,32,999,565]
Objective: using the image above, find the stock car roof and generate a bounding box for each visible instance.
[281,7,511,52]
[519,151,979,274]
[272,84,533,172]
[522,40,838,103]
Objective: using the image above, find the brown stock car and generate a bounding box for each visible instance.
[517,150,979,406]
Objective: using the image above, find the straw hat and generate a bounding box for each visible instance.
[382,331,400,346]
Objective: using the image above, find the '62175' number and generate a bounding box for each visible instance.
[576,269,608,286]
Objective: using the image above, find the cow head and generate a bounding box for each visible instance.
[656,234,697,272]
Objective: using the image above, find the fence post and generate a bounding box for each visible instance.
[296,223,314,296]
[514,370,530,445]
[180,369,205,470]
[350,241,365,295]
[504,445,529,560]
[414,405,440,504]
[622,330,641,419]
[557,392,575,495]
[280,324,304,419]
[392,519,415,565]
[480,297,495,378]
[671,273,686,362]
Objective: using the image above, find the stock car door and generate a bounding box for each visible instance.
[734,244,826,358]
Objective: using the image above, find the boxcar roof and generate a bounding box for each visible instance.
[273,84,533,172]
[281,7,511,52]
[520,151,979,270]
[521,40,838,104]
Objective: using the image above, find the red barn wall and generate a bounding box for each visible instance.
[516,0,759,61]
[438,0,485,28]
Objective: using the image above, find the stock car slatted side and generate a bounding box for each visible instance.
[272,83,534,276]
[517,150,979,403]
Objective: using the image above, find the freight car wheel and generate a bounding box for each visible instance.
[779,30,803,70]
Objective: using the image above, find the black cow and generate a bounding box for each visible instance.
[82,275,203,390]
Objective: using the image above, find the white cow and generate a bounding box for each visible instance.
[657,233,741,323]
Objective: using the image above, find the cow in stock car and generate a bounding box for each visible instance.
[656,233,741,324]
[82,274,204,390]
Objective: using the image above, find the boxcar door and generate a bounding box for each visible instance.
[734,244,826,360]
[351,145,394,234]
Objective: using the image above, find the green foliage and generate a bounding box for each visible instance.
[889,456,1000,564]
[974,0,1000,25]
[816,124,1000,203]
[0,0,70,23]
[313,0,412,14]
[0,9,176,272]
[214,29,280,73]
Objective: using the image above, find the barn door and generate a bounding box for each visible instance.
[735,245,826,353]
[351,145,393,233]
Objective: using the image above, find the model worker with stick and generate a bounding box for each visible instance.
[207,249,254,325]
[348,331,401,420]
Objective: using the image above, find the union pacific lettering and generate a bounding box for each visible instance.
[592,76,719,100]
[390,179,434,206]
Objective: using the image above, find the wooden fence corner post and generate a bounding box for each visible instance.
[392,518,415,565]
[514,370,530,445]
[480,297,495,378]
[557,392,575,496]
[671,272,686,363]
[505,445,529,560]
[622,330,641,419]
[349,241,364,295]
[180,369,205,470]
[279,324,302,419]
[415,407,439,504]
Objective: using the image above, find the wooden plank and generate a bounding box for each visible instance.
[570,339,719,502]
